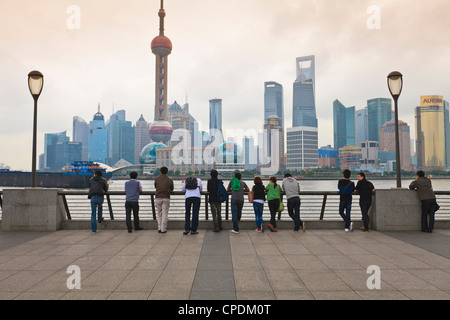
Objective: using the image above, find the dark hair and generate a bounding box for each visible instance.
[234,172,242,180]
[357,172,365,179]
[417,170,425,177]
[284,173,292,178]
[129,171,138,179]
[254,176,262,185]
[343,169,351,179]
[94,170,103,176]
[160,167,168,175]
[210,169,218,179]
[270,176,277,188]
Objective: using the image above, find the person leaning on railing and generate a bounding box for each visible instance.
[409,171,440,233]
[154,167,174,234]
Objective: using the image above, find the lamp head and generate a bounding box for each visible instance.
[387,71,403,100]
[28,70,44,100]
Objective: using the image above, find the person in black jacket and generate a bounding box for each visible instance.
[355,172,375,232]
[251,176,266,232]
[207,169,223,232]
[338,169,355,232]
[88,170,109,233]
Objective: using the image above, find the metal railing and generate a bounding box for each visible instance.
[1,190,448,222]
[56,190,450,222]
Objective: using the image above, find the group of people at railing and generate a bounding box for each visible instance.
[87,167,440,235]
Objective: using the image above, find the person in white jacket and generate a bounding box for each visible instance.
[282,173,305,232]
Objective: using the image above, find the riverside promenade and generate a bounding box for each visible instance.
[0,228,449,300]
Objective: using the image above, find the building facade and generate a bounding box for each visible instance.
[44,131,69,171]
[367,98,392,143]
[293,56,318,128]
[360,140,379,170]
[263,115,285,172]
[286,126,318,170]
[55,141,82,170]
[72,116,90,161]
[379,119,412,171]
[333,99,355,150]
[209,98,223,135]
[264,82,284,129]
[338,145,362,170]
[88,109,108,164]
[355,108,368,148]
[134,115,151,165]
[106,110,135,166]
[415,95,447,170]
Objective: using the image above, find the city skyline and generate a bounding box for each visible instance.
[1,0,450,170]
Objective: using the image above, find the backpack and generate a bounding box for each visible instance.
[185,177,198,190]
[217,179,228,203]
[231,177,241,191]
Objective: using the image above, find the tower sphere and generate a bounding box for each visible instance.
[151,35,172,57]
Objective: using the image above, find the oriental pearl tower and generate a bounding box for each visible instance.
[148,0,173,144]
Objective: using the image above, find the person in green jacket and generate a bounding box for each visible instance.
[265,176,283,232]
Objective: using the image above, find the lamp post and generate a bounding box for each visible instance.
[387,71,403,188]
[28,70,44,188]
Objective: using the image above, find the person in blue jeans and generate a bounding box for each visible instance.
[338,169,355,232]
[182,176,203,235]
[88,170,109,233]
[251,176,266,232]
[227,172,249,234]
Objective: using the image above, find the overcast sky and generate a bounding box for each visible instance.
[1,0,449,170]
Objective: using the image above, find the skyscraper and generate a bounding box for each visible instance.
[333,99,355,150]
[415,95,447,170]
[367,98,392,143]
[263,115,285,171]
[88,107,108,164]
[106,110,135,166]
[134,115,151,164]
[293,56,317,128]
[379,120,412,170]
[44,131,69,171]
[55,141,82,170]
[355,108,368,148]
[264,82,284,129]
[148,0,173,144]
[72,116,90,161]
[209,98,223,135]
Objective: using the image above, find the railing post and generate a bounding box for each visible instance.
[225,194,229,220]
[106,194,114,220]
[61,194,71,220]
[150,194,156,220]
[320,194,327,220]
[205,193,209,220]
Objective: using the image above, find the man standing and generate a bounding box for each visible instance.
[282,173,305,232]
[355,172,375,232]
[182,176,203,235]
[155,166,174,233]
[88,170,109,233]
[207,169,223,232]
[124,171,143,233]
[409,171,439,233]
[338,169,355,232]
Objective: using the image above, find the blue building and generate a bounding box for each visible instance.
[44,131,69,171]
[88,107,108,164]
[355,108,368,148]
[106,110,135,166]
[367,98,392,143]
[264,82,284,129]
[209,99,222,135]
[293,56,318,128]
[333,99,355,150]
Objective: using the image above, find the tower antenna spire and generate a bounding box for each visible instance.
[159,0,165,36]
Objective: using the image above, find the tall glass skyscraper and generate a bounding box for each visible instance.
[367,98,392,143]
[293,56,317,128]
[415,96,447,170]
[355,108,368,147]
[44,131,69,171]
[333,99,355,150]
[72,116,90,161]
[106,110,135,166]
[209,98,222,134]
[264,82,284,129]
[88,108,108,164]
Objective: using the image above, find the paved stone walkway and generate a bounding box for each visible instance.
[0,228,449,300]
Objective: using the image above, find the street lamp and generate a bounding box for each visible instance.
[28,70,44,188]
[387,71,403,188]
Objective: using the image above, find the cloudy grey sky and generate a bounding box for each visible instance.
[1,0,449,170]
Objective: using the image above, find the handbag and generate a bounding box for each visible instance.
[278,201,284,213]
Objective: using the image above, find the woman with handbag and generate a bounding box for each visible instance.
[265,176,283,232]
[251,177,266,232]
